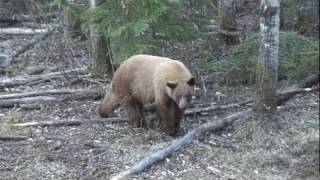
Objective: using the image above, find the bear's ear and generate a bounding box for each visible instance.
[187,77,195,86]
[167,81,178,90]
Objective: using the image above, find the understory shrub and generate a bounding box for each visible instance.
[199,32,319,85]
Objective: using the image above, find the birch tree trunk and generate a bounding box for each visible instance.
[255,0,280,114]
[218,0,239,45]
[89,0,112,79]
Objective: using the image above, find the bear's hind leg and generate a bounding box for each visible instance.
[97,92,120,118]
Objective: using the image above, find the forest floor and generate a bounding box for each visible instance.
[0,28,319,180]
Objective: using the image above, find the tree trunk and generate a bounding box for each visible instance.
[63,0,81,36]
[218,0,239,45]
[89,0,113,79]
[255,0,280,114]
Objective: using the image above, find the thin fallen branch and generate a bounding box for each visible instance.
[0,89,98,100]
[9,103,241,128]
[111,109,253,180]
[12,117,128,128]
[0,27,48,35]
[0,68,87,88]
[0,14,32,22]
[185,103,240,115]
[0,135,29,141]
[0,96,57,108]
[0,13,57,23]
[10,103,242,128]
[0,89,103,108]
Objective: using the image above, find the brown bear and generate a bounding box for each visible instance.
[97,54,195,135]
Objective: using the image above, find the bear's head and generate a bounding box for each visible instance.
[166,77,195,110]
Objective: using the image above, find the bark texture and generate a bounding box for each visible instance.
[89,0,113,79]
[218,0,239,45]
[63,0,81,36]
[255,0,280,113]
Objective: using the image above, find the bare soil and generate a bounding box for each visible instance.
[0,29,319,180]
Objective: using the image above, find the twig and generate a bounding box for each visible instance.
[0,68,87,88]
[0,27,48,35]
[0,89,103,108]
[185,103,240,115]
[111,109,252,180]
[0,96,58,108]
[0,89,100,100]
[0,135,29,141]
[12,117,128,128]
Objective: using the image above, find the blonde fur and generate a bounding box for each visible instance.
[98,54,195,135]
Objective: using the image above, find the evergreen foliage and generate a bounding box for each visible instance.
[199,32,319,84]
[81,0,207,61]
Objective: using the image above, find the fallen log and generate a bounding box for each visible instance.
[185,103,240,115]
[13,117,128,128]
[0,135,29,141]
[0,13,57,23]
[0,27,48,35]
[0,96,58,108]
[294,71,319,89]
[111,109,253,180]
[0,68,87,88]
[0,14,33,23]
[277,87,319,105]
[0,89,99,100]
[0,89,103,108]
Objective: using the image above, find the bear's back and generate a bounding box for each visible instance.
[111,54,191,103]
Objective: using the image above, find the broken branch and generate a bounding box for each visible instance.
[111,109,252,180]
[0,27,48,35]
[185,103,240,115]
[0,89,103,108]
[0,135,29,141]
[12,117,127,128]
[0,89,100,100]
[0,68,87,88]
